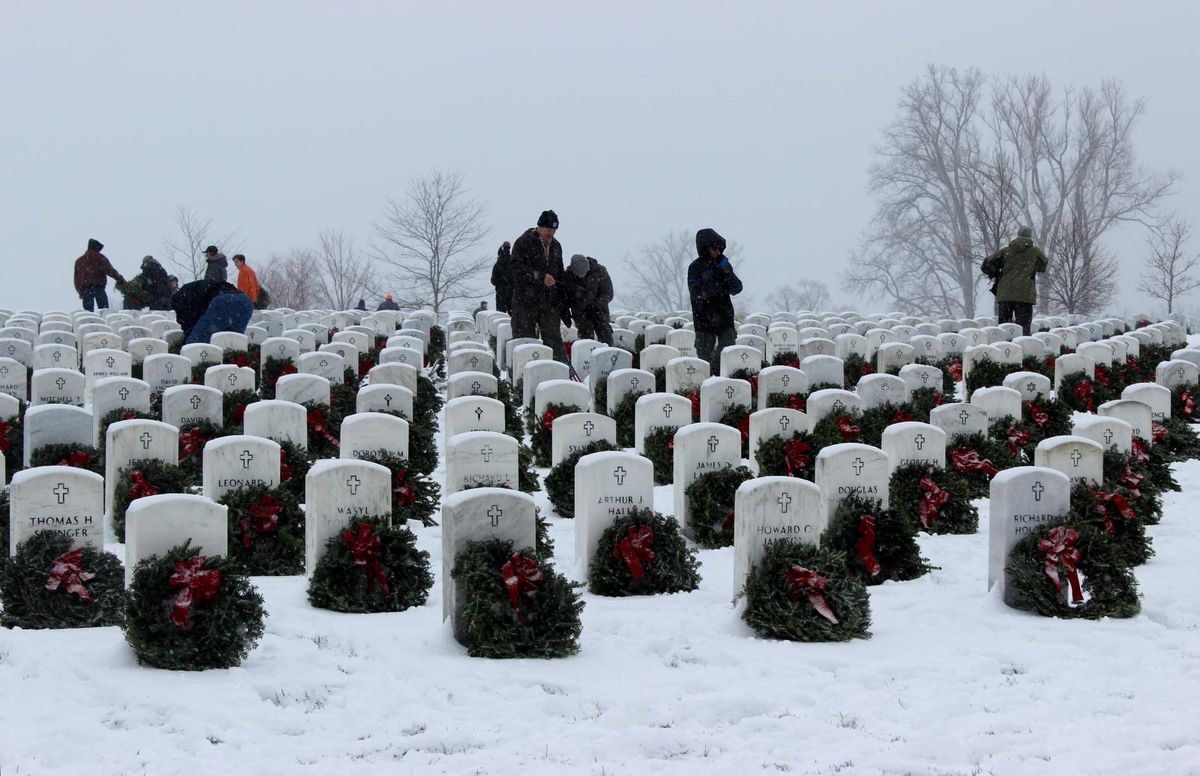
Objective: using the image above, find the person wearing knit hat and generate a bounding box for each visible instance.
[560,254,614,345]
[509,209,568,362]
[73,238,126,312]
[490,240,513,313]
[377,293,400,311]
[981,226,1049,336]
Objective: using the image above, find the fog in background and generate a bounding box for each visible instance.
[3,0,1196,317]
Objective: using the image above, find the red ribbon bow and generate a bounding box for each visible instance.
[1006,427,1031,457]
[836,414,861,443]
[687,391,701,420]
[1092,489,1138,533]
[1118,468,1144,498]
[1131,437,1150,464]
[1094,365,1111,388]
[393,468,417,508]
[57,450,94,469]
[0,420,12,453]
[1037,526,1084,603]
[45,547,95,601]
[785,566,839,624]
[1074,379,1095,412]
[948,360,963,382]
[239,493,284,548]
[307,408,341,448]
[951,449,998,477]
[613,525,656,579]
[1182,390,1196,420]
[342,522,389,595]
[748,374,759,399]
[855,515,882,577]
[229,353,249,369]
[783,439,812,477]
[168,556,222,630]
[128,470,160,501]
[1152,423,1167,444]
[179,429,208,462]
[892,410,915,425]
[1025,401,1050,431]
[736,414,750,444]
[541,408,557,432]
[232,402,249,425]
[501,552,544,624]
[785,394,806,412]
[358,358,375,380]
[917,476,951,530]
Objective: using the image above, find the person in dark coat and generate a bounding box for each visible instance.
[688,228,743,370]
[202,245,228,283]
[510,210,567,362]
[561,254,614,345]
[355,299,367,311]
[137,256,173,310]
[73,238,126,312]
[377,293,400,311]
[171,279,254,345]
[490,241,513,313]
[981,226,1049,336]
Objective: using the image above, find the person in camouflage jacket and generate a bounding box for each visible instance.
[561,254,614,345]
[982,226,1049,336]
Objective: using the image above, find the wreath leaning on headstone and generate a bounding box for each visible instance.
[1065,481,1153,568]
[1155,416,1200,462]
[451,537,583,659]
[843,353,874,386]
[611,388,649,448]
[0,532,125,629]
[415,374,444,429]
[176,420,224,482]
[593,379,610,419]
[947,433,1016,499]
[111,460,195,542]
[0,489,8,572]
[352,451,440,527]
[1101,448,1163,526]
[821,495,930,585]
[303,402,344,458]
[496,379,525,442]
[1170,384,1200,423]
[684,465,755,549]
[220,484,306,576]
[259,356,297,400]
[222,389,261,433]
[460,485,556,559]
[1129,436,1179,494]
[0,411,23,481]
[1021,396,1073,444]
[97,408,156,455]
[123,540,265,670]
[888,462,978,536]
[741,540,871,643]
[754,431,816,481]
[1056,371,1097,413]
[766,391,807,412]
[906,387,944,422]
[718,403,752,458]
[1004,521,1140,619]
[28,443,104,476]
[810,410,865,454]
[307,516,433,614]
[516,444,541,493]
[588,508,700,597]
[276,439,314,500]
[543,440,619,518]
[529,402,583,469]
[964,355,1013,398]
[642,426,675,485]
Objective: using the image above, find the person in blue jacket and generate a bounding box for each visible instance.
[171,279,254,345]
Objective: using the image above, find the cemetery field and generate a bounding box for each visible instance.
[1,413,1198,775]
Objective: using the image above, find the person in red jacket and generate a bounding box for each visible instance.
[73,238,126,312]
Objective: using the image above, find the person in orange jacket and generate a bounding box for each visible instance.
[232,254,260,304]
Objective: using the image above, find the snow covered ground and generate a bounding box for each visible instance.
[2,411,1199,775]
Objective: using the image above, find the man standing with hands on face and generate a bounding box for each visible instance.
[510,209,567,362]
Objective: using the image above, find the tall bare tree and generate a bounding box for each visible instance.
[160,204,243,281]
[764,280,831,312]
[621,229,694,312]
[370,170,489,315]
[845,66,1175,316]
[257,249,324,310]
[1140,216,1200,314]
[314,229,376,310]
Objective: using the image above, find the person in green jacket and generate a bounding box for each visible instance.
[981,226,1049,336]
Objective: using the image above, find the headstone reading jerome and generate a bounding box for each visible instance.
[9,466,104,556]
[304,459,392,575]
[988,466,1071,605]
[104,419,178,514]
[698,376,751,423]
[731,476,822,599]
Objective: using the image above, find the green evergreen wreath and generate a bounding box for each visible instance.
[742,541,871,642]
[329,383,357,420]
[1129,437,1179,493]
[964,355,1013,397]
[529,401,583,468]
[822,495,930,585]
[1021,397,1073,442]
[770,354,801,369]
[259,356,296,400]
[307,516,433,613]
[1065,481,1153,567]
[857,402,917,448]
[651,367,666,392]
[415,374,443,429]
[718,403,751,458]
[1,410,24,481]
[28,443,104,475]
[176,420,224,482]
[1004,521,1140,619]
[458,485,555,558]
[277,439,314,500]
[728,368,760,401]
[990,417,1035,464]
[842,353,872,385]
[188,359,222,387]
[222,389,261,432]
[451,537,583,658]
[1089,364,1121,406]
[543,439,618,518]
[933,356,962,394]
[220,484,305,575]
[766,391,807,412]
[427,325,447,377]
[611,389,649,448]
[593,379,609,418]
[588,508,700,596]
[889,462,978,535]
[1170,384,1200,423]
[1056,371,1098,413]
[496,379,525,442]
[123,540,265,670]
[517,443,542,493]
[947,432,1018,499]
[1,532,125,629]
[811,410,865,454]
[642,426,675,485]
[97,407,156,454]
[352,451,440,527]
[754,431,816,481]
[303,402,344,459]
[111,460,196,542]
[222,348,256,374]
[1156,416,1200,461]
[685,465,755,549]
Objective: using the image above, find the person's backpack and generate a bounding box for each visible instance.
[254,286,271,310]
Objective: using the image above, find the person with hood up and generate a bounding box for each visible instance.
[133,255,172,310]
[73,238,126,312]
[560,254,614,345]
[490,241,513,313]
[377,293,400,311]
[171,279,254,345]
[202,245,228,283]
[981,226,1049,337]
[510,210,567,362]
[688,228,743,370]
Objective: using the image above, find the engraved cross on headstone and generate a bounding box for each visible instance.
[914,434,926,450]
[118,387,130,401]
[707,435,720,453]
[227,373,238,386]
[105,356,115,369]
[240,450,254,469]
[488,505,503,527]
[140,432,153,450]
[1032,481,1044,501]
[165,362,175,374]
[383,393,393,407]
[583,420,595,437]
[52,350,62,362]
[739,351,749,363]
[613,466,626,485]
[470,381,481,395]
[781,374,790,387]
[55,377,66,390]
[1070,449,1082,467]
[777,492,792,513]
[480,445,493,462]
[852,457,865,475]
[346,475,361,495]
[778,415,791,433]
[474,406,483,421]
[724,386,735,399]
[189,395,202,410]
[661,404,673,418]
[53,483,70,505]
[959,409,970,425]
[630,377,640,391]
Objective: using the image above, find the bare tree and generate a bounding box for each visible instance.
[846,66,1175,316]
[160,204,243,281]
[370,170,489,315]
[1140,216,1200,314]
[257,249,324,310]
[764,280,832,312]
[313,229,376,310]
[621,230,694,312]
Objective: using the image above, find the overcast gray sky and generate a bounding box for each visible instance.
[3,0,1196,317]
